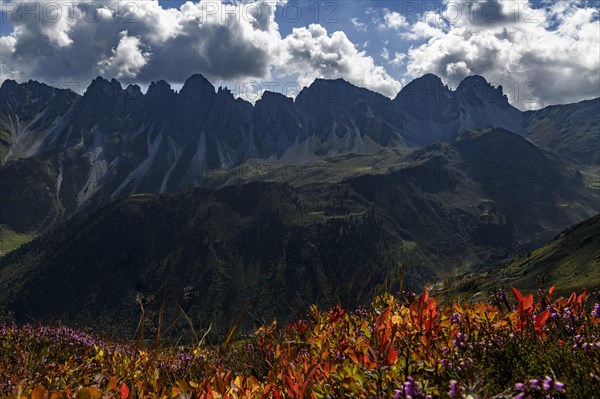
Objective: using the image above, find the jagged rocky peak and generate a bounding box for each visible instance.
[147,79,174,96]
[179,73,216,101]
[125,84,142,96]
[295,77,365,106]
[215,86,238,104]
[395,73,451,104]
[1,78,76,98]
[395,74,457,122]
[122,84,143,104]
[0,79,19,93]
[456,75,509,106]
[87,76,121,90]
[257,91,294,106]
[83,76,124,103]
[217,86,232,95]
[0,78,78,117]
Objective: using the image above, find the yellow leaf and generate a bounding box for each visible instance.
[176,380,187,393]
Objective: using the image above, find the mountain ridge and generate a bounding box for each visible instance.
[0,73,598,252]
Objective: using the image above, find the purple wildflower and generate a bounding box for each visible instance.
[449,380,459,397]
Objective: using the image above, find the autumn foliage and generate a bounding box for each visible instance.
[2,286,599,398]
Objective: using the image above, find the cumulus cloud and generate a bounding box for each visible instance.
[98,31,149,79]
[401,21,445,41]
[279,24,401,98]
[378,9,409,31]
[405,0,600,109]
[3,0,595,108]
[0,0,283,85]
[0,0,401,100]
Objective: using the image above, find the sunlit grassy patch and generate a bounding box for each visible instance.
[0,226,34,255]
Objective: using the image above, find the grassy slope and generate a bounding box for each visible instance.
[0,226,34,256]
[0,158,62,254]
[460,214,600,295]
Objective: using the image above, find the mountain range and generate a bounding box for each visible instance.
[0,73,598,335]
[2,73,598,238]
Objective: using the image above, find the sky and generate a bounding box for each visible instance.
[0,0,599,110]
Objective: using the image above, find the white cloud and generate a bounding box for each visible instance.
[381,48,405,68]
[0,35,18,81]
[381,47,390,61]
[405,0,600,109]
[0,0,401,100]
[98,31,150,79]
[379,9,408,31]
[0,0,283,84]
[389,52,407,68]
[3,0,596,109]
[351,17,367,32]
[401,21,445,41]
[279,24,401,98]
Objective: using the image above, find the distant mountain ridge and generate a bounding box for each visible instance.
[0,73,598,239]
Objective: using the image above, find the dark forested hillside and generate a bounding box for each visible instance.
[0,129,596,336]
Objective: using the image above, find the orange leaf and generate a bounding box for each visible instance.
[577,290,589,305]
[106,377,118,392]
[376,306,392,328]
[119,383,129,399]
[31,386,47,399]
[511,287,523,302]
[418,286,429,306]
[260,384,273,399]
[535,309,550,330]
[170,387,180,398]
[548,286,556,296]
[387,346,398,365]
[347,351,359,364]
[522,294,534,310]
